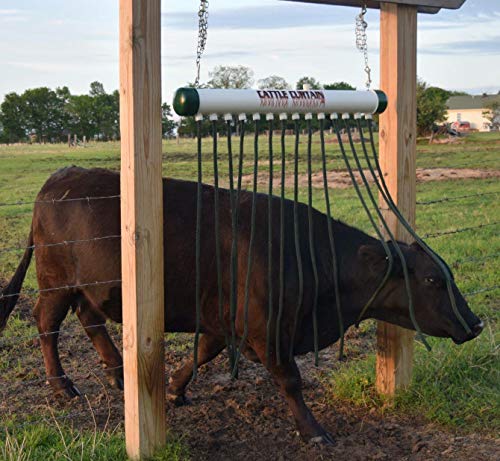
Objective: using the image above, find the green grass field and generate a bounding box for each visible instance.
[0,132,498,459]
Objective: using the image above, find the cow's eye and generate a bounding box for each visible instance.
[424,277,438,285]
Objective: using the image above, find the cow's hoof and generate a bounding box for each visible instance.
[106,371,124,390]
[167,393,192,407]
[108,376,124,390]
[56,383,82,400]
[309,432,336,446]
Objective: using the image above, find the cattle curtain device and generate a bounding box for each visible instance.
[174,92,473,377]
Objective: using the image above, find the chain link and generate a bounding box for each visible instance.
[195,0,209,88]
[355,5,372,90]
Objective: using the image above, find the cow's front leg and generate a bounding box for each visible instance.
[257,347,334,444]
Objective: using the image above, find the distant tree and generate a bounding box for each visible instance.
[416,79,448,139]
[483,101,500,130]
[0,92,27,143]
[162,103,177,137]
[89,83,119,140]
[295,76,321,90]
[22,87,67,142]
[207,65,254,89]
[89,81,106,97]
[258,75,290,90]
[323,81,355,90]
[67,94,97,138]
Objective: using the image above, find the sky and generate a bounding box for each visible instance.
[0,0,499,103]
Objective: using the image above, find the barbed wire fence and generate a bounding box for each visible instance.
[0,148,498,432]
[0,192,127,433]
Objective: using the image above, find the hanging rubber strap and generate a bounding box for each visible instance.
[232,115,260,377]
[226,118,239,370]
[302,116,320,365]
[193,118,203,379]
[237,119,246,200]
[211,119,228,364]
[346,118,429,350]
[319,117,344,360]
[363,119,471,335]
[272,117,287,367]
[265,116,275,366]
[332,117,394,321]
[283,117,304,366]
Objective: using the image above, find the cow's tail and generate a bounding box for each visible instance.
[0,225,34,333]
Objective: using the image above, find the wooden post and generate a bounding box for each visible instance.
[119,0,165,459]
[376,2,417,394]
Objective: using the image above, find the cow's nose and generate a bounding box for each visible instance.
[472,320,484,337]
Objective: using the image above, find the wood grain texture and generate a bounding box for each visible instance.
[376,2,417,395]
[119,0,165,458]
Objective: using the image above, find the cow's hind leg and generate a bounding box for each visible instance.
[167,334,225,406]
[76,300,123,390]
[253,344,334,444]
[33,293,80,398]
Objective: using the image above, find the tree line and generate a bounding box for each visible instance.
[0,64,484,143]
[0,81,177,144]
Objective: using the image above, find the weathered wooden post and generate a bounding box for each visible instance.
[376,2,418,394]
[119,0,165,458]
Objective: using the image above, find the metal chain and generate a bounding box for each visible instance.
[195,0,209,87]
[355,5,372,89]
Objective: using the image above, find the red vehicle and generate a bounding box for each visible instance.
[451,121,471,132]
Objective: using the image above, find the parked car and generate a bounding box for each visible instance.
[451,121,471,132]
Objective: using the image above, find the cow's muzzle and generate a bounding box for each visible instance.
[452,320,484,344]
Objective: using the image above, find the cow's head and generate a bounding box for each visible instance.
[358,241,483,344]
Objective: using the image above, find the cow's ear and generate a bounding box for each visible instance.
[358,244,388,275]
[410,241,424,252]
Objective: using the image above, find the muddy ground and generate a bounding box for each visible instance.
[0,291,498,460]
[239,167,500,190]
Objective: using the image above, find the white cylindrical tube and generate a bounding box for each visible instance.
[173,88,387,117]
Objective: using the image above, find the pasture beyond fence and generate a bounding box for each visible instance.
[0,132,498,458]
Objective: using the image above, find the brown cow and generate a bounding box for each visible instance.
[0,167,482,444]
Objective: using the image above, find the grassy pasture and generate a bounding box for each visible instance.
[0,132,498,459]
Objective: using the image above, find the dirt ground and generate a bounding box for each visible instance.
[240,168,500,190]
[0,290,498,460]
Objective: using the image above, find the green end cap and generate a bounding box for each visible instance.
[375,90,388,114]
[173,88,200,116]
